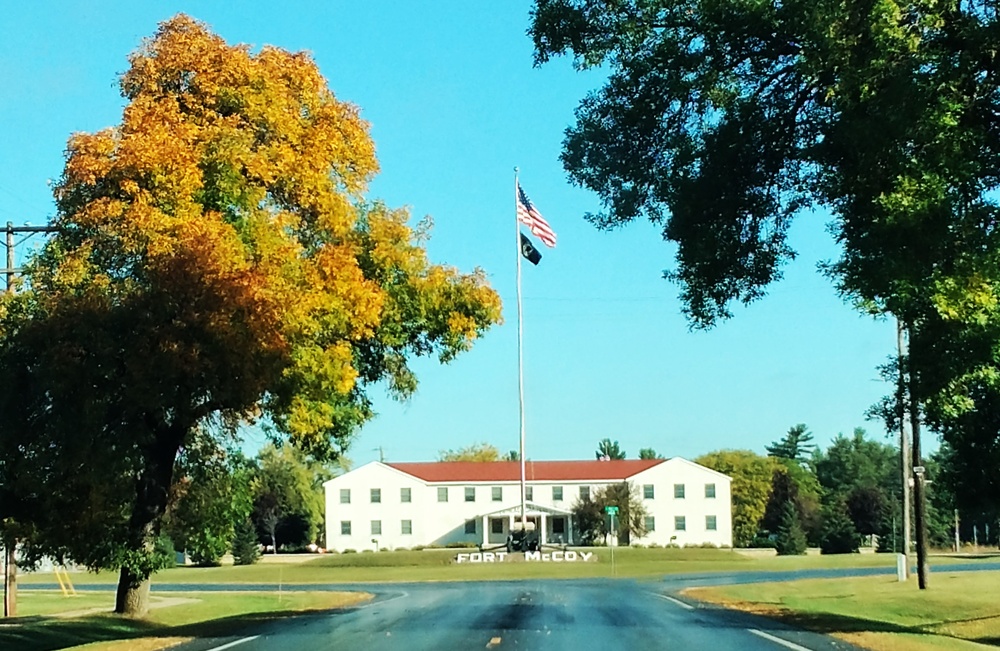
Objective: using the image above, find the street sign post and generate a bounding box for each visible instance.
[605,506,619,576]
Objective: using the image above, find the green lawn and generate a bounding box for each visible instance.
[685,570,1000,651]
[0,590,371,651]
[18,547,915,586]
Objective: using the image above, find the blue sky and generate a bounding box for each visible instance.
[0,2,899,465]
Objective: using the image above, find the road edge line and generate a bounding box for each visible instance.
[654,593,694,610]
[748,628,814,651]
[206,635,259,651]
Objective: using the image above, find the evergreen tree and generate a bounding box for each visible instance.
[766,424,816,464]
[774,500,807,556]
[232,517,261,566]
[820,501,860,554]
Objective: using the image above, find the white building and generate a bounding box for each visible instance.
[322,458,731,552]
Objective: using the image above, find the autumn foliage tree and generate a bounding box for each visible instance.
[0,15,500,616]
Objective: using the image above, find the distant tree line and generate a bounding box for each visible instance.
[697,424,987,554]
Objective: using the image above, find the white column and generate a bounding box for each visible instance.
[482,515,488,546]
[568,515,574,545]
[540,513,547,546]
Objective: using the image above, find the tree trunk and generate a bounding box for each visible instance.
[3,541,15,618]
[115,565,150,616]
[114,419,188,616]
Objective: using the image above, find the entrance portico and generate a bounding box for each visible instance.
[479,502,575,546]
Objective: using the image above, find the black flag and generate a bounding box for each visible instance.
[520,232,542,265]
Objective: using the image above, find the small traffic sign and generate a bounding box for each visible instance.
[605,506,619,514]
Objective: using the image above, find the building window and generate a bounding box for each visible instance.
[552,486,563,501]
[491,519,504,534]
[492,486,502,501]
[401,519,412,535]
[339,489,351,504]
[401,487,412,503]
[371,520,381,535]
[526,486,534,501]
[705,483,716,499]
[370,488,381,503]
[643,484,654,500]
[552,517,565,534]
[674,516,687,531]
[438,487,448,502]
[340,521,351,535]
[465,487,476,502]
[674,483,686,499]
[645,516,656,532]
[706,515,718,531]
[465,520,477,534]
[579,485,590,500]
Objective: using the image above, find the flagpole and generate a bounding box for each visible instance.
[514,166,527,533]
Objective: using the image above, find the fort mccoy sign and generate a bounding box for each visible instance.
[454,550,595,564]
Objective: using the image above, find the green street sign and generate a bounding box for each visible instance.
[605,506,619,514]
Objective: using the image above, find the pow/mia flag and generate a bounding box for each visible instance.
[520,232,542,265]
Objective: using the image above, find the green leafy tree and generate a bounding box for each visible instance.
[438,443,501,462]
[774,500,807,556]
[572,482,647,545]
[696,450,778,547]
[0,15,500,616]
[252,443,327,552]
[814,429,899,500]
[846,485,890,541]
[529,1,1000,581]
[595,438,625,460]
[766,425,816,464]
[638,447,663,460]
[502,450,520,462]
[163,431,252,566]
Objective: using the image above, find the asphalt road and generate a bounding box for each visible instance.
[172,578,864,651]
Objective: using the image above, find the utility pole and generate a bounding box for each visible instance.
[897,320,912,579]
[912,402,931,589]
[2,222,58,291]
[1,221,58,617]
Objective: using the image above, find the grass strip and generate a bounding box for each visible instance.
[0,590,371,651]
[17,547,918,586]
[684,570,1000,651]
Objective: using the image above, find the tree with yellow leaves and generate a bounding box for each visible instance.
[0,15,500,616]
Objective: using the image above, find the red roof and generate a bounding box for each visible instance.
[385,459,666,483]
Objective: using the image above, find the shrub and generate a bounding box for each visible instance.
[342,548,357,554]
[444,541,478,549]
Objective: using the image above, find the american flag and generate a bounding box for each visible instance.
[516,183,556,248]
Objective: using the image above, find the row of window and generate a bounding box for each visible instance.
[342,520,414,536]
[340,515,718,536]
[339,483,718,505]
[644,515,718,532]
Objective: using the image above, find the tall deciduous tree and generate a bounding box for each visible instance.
[530,0,1000,586]
[163,430,253,566]
[0,15,500,616]
[696,450,778,547]
[438,443,502,462]
[251,443,328,552]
